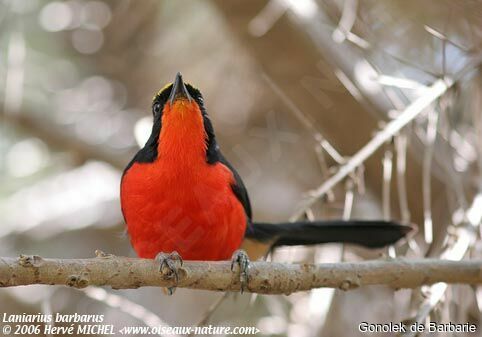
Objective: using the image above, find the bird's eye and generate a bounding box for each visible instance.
[152,102,162,115]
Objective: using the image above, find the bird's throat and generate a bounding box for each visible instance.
[157,103,207,165]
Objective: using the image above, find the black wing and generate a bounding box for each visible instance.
[217,152,253,221]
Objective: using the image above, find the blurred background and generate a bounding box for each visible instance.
[0,0,481,336]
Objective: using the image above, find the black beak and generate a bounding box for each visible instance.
[169,72,192,105]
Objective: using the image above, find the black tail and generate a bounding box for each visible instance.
[246,220,415,249]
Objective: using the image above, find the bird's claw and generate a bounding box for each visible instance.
[230,249,250,293]
[155,251,183,295]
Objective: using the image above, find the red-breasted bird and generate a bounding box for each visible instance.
[120,73,413,288]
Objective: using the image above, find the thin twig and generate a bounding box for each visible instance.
[83,287,173,337]
[190,293,229,336]
[291,78,452,221]
[401,225,476,337]
[422,106,439,244]
[382,143,393,221]
[395,133,411,223]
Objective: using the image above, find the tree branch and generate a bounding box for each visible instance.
[1,256,482,295]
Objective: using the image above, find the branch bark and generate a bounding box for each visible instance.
[2,256,482,294]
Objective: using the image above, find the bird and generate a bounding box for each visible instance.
[120,73,414,290]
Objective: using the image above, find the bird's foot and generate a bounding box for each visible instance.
[155,251,183,295]
[230,249,250,293]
